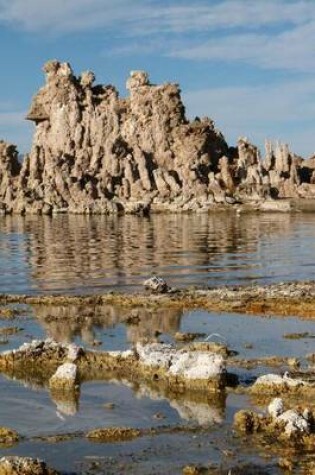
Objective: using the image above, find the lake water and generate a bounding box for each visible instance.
[1,212,315,294]
[0,212,315,474]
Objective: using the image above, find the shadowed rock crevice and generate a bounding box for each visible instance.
[1,61,315,214]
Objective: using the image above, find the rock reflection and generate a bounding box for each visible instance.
[135,384,225,426]
[34,303,182,346]
[50,388,79,417]
[0,212,308,293]
[2,364,225,427]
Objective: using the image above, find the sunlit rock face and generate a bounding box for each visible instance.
[1,60,315,215]
[16,60,228,215]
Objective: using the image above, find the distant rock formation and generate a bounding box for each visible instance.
[1,60,315,215]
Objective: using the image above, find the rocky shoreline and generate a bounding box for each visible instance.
[2,279,315,319]
[1,61,315,215]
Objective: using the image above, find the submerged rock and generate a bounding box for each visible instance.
[86,427,141,442]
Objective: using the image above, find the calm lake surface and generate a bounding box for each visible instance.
[1,212,315,294]
[0,212,315,474]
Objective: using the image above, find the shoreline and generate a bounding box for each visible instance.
[1,279,315,319]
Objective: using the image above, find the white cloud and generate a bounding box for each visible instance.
[0,0,314,34]
[183,79,315,157]
[170,19,315,72]
[1,0,314,72]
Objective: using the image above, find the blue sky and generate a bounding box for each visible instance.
[0,0,314,157]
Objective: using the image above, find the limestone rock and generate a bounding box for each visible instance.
[49,362,78,389]
[1,61,315,214]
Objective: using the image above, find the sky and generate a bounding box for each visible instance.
[0,0,315,157]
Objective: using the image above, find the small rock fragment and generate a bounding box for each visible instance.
[143,276,169,293]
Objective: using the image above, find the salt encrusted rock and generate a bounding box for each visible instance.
[136,342,225,380]
[49,362,78,390]
[235,398,313,439]
[143,276,169,293]
[268,398,311,436]
[168,352,224,380]
[267,398,284,418]
[136,342,178,369]
[251,372,307,391]
[0,456,59,475]
[277,409,310,436]
[0,339,83,361]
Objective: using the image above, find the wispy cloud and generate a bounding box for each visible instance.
[1,0,314,72]
[0,0,314,34]
[170,21,315,72]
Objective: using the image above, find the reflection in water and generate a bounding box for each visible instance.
[50,388,79,417]
[1,366,225,427]
[135,384,224,426]
[1,212,315,293]
[35,304,182,346]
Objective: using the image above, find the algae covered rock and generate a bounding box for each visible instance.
[86,427,141,442]
[233,410,261,433]
[0,457,59,475]
[0,427,19,446]
[234,398,314,441]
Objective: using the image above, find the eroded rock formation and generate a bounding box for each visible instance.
[1,60,315,214]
